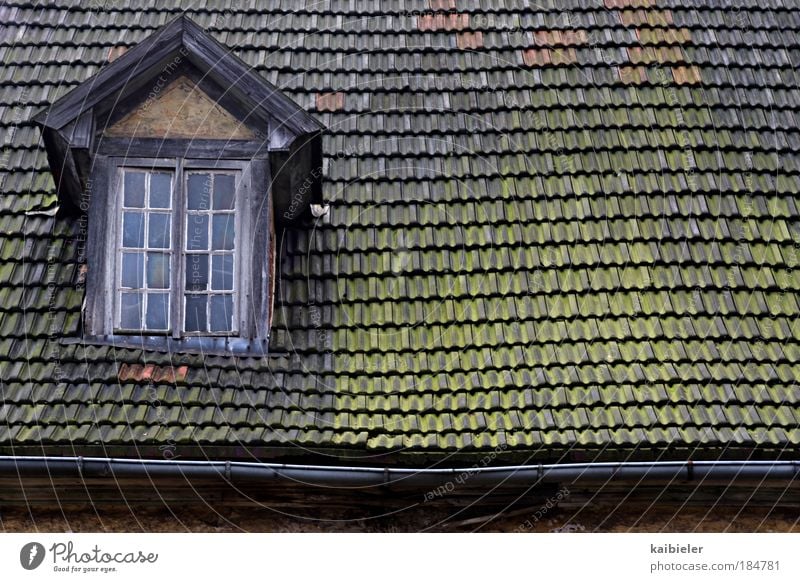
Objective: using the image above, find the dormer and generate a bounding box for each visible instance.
[33,15,324,354]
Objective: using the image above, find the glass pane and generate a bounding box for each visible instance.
[212,214,235,250]
[210,295,233,332]
[122,211,145,248]
[150,173,172,208]
[146,292,169,330]
[146,252,170,289]
[123,172,145,207]
[187,174,212,210]
[120,292,142,329]
[148,213,171,248]
[186,214,209,250]
[185,254,209,291]
[213,174,235,210]
[121,252,144,288]
[211,254,234,290]
[185,295,207,332]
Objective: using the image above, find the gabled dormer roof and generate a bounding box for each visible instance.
[33,14,323,214]
[33,14,322,136]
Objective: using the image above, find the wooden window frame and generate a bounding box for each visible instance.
[114,165,177,334]
[109,159,251,338]
[84,152,272,354]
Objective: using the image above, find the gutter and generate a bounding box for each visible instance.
[1,457,799,489]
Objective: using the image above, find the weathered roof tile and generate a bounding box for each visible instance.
[1,1,800,461]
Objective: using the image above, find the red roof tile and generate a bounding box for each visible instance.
[429,0,456,9]
[672,66,702,84]
[457,31,483,50]
[316,92,344,112]
[417,13,469,31]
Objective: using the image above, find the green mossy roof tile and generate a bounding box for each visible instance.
[2,1,800,458]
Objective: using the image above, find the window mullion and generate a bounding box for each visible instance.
[171,158,185,339]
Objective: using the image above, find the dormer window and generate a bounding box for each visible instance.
[33,16,324,354]
[113,162,247,336]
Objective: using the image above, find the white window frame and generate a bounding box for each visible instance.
[106,157,252,338]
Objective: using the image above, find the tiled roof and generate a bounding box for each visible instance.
[2,0,800,461]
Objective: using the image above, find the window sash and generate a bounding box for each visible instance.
[115,168,176,333]
[182,169,240,335]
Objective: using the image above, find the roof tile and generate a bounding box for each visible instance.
[417,13,469,32]
[316,91,344,112]
[2,2,799,460]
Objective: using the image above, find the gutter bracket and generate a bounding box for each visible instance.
[77,456,84,478]
[686,459,694,481]
[225,461,231,482]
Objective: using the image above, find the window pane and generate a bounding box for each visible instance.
[146,292,169,330]
[187,174,212,210]
[122,211,145,248]
[186,214,209,250]
[146,252,170,289]
[148,213,171,248]
[211,254,234,290]
[120,292,142,329]
[213,174,235,210]
[212,214,235,250]
[121,252,144,288]
[185,254,209,291]
[150,173,172,208]
[123,172,145,207]
[210,295,233,332]
[185,295,207,332]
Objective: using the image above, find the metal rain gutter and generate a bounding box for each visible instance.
[1,457,799,489]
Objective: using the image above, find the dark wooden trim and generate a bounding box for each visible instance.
[83,155,110,336]
[36,127,81,214]
[93,61,187,133]
[251,158,271,339]
[180,16,323,135]
[98,138,269,159]
[185,65,271,136]
[33,17,184,129]
[67,110,94,149]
